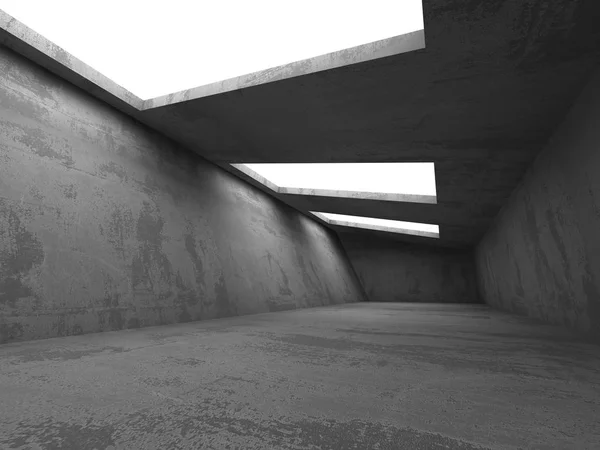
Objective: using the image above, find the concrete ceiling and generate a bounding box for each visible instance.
[2,0,600,249]
[138,0,600,249]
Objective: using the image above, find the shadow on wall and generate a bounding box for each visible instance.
[475,67,600,342]
[0,46,366,345]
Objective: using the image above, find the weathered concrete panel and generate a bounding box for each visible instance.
[339,232,479,303]
[475,68,600,340]
[0,46,366,344]
[3,2,599,249]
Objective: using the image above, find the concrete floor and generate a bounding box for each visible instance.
[0,303,599,450]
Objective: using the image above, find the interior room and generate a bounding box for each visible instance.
[0,1,599,449]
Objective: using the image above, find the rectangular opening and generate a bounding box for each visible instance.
[232,163,437,204]
[0,1,424,100]
[312,212,440,238]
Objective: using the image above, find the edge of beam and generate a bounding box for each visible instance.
[0,9,144,117]
[142,30,426,109]
[0,9,425,112]
[310,212,440,239]
[278,187,437,204]
[231,164,437,204]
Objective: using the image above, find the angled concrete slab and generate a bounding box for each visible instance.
[1,1,599,249]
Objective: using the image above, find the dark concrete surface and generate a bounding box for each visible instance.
[0,45,365,345]
[3,2,599,248]
[475,68,600,340]
[140,0,600,248]
[0,303,599,450]
[340,233,479,303]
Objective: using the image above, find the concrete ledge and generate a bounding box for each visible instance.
[230,163,280,193]
[230,163,437,204]
[310,212,440,239]
[0,9,425,110]
[0,9,442,245]
[142,30,426,109]
[0,9,143,114]
[278,187,437,204]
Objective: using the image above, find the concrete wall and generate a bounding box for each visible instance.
[475,68,600,340]
[339,233,480,303]
[0,46,366,345]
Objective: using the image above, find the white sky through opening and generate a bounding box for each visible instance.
[242,163,437,196]
[1,1,424,100]
[315,212,439,235]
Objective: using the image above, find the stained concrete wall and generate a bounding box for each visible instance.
[0,46,366,345]
[339,232,480,303]
[475,68,600,340]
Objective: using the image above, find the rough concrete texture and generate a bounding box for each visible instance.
[277,187,437,205]
[278,193,475,249]
[1,303,599,450]
[142,30,425,108]
[340,232,479,303]
[137,0,600,248]
[3,3,600,249]
[475,68,600,340]
[0,45,366,345]
[0,10,143,113]
[0,9,424,109]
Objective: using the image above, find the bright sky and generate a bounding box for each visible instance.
[315,212,440,235]
[242,163,437,196]
[0,1,424,100]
